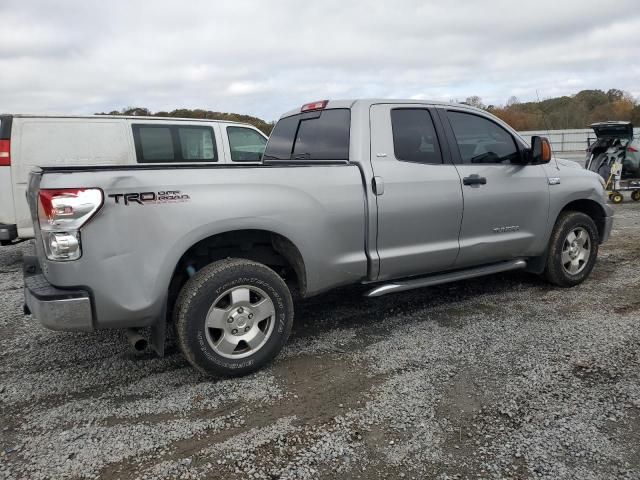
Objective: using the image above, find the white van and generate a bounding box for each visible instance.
[0,114,268,244]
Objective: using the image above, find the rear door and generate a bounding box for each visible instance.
[369,104,463,281]
[438,108,550,267]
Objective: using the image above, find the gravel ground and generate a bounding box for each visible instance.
[1,202,639,480]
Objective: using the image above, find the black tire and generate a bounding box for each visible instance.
[543,211,599,288]
[610,191,624,204]
[175,258,294,377]
[631,190,640,202]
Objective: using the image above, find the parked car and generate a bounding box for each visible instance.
[23,99,613,376]
[585,121,640,203]
[0,114,267,245]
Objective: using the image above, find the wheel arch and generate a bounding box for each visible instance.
[527,198,607,275]
[558,199,607,242]
[167,229,307,310]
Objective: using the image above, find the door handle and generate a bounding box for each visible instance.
[372,176,384,195]
[463,174,487,186]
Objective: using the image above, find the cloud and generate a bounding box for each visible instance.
[0,0,639,120]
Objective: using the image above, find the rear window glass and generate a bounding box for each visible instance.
[263,109,350,161]
[133,125,217,163]
[227,127,267,162]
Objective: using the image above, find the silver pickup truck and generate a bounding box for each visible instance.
[24,99,613,376]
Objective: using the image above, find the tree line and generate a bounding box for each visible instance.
[463,89,640,131]
[99,88,639,135]
[96,107,275,135]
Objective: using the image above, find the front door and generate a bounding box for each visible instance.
[438,108,550,267]
[369,104,464,281]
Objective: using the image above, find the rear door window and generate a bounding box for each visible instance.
[227,127,267,162]
[263,109,350,161]
[133,124,217,163]
[391,109,443,164]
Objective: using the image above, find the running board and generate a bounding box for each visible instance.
[365,259,527,298]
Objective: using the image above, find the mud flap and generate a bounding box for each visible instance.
[150,298,167,357]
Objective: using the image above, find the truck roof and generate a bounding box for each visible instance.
[279,98,484,119]
[0,114,249,125]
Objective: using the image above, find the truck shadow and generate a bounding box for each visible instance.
[290,270,548,340]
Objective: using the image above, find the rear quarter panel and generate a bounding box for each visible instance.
[37,165,368,328]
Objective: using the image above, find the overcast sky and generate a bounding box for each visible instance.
[1,0,639,121]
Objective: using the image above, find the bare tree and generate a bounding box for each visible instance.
[464,96,485,109]
[507,96,520,107]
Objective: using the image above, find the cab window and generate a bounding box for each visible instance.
[263,109,350,161]
[447,111,520,164]
[391,109,443,164]
[227,127,267,162]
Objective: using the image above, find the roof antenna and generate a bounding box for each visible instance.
[536,89,560,171]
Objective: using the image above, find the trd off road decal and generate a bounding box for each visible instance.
[108,191,190,205]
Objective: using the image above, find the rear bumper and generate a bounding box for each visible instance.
[0,223,17,242]
[23,255,94,331]
[601,215,614,243]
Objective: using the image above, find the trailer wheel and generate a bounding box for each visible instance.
[175,258,294,377]
[631,190,640,202]
[610,191,624,204]
[543,211,598,288]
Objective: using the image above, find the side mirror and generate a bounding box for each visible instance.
[529,136,552,164]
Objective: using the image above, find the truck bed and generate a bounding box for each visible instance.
[29,162,370,328]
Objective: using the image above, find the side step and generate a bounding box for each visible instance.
[365,259,527,298]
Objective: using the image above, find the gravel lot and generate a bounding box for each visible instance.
[1,203,639,480]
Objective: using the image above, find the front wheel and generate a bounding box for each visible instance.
[175,258,294,377]
[543,211,599,287]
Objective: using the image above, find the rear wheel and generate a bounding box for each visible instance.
[543,211,599,287]
[631,190,640,202]
[610,191,624,204]
[175,258,294,377]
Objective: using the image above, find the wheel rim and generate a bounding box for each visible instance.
[561,227,591,275]
[204,285,275,359]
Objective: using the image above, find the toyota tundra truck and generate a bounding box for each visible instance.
[23,99,614,376]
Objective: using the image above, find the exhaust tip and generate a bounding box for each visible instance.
[133,338,148,352]
[125,328,148,352]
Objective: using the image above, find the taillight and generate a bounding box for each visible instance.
[301,100,328,112]
[628,146,638,153]
[0,139,10,166]
[37,188,103,261]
